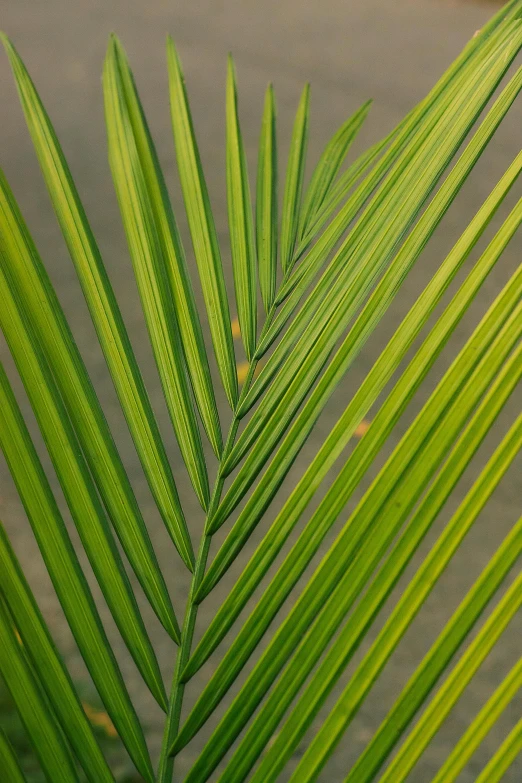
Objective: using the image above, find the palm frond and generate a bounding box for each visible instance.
[297,99,371,242]
[0,597,80,783]
[0,35,196,571]
[226,55,257,360]
[256,83,277,313]
[0,522,114,783]
[166,38,238,409]
[0,166,180,638]
[475,717,522,783]
[104,42,210,512]
[280,83,310,274]
[0,728,27,783]
[0,3,521,781]
[430,657,522,783]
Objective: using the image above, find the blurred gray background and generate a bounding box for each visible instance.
[0,1,521,781]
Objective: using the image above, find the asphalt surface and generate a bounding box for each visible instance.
[0,1,521,781]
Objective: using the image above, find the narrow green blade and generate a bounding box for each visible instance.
[376,583,522,783]
[1,33,194,571]
[167,38,238,407]
[0,165,179,637]
[298,544,522,783]
[111,36,223,459]
[174,267,522,772]
[193,184,521,662]
[280,84,310,273]
[254,17,522,366]
[245,402,522,783]
[343,531,522,783]
[104,43,209,511]
[0,729,27,783]
[278,5,522,307]
[0,260,167,715]
[256,83,277,313]
[226,55,257,360]
[212,68,522,537]
[297,100,371,240]
[0,598,79,783]
[475,718,522,783]
[0,523,114,783]
[295,129,394,260]
[430,657,522,783]
[231,30,522,443]
[0,363,153,781]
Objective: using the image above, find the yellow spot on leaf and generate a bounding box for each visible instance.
[237,361,263,385]
[354,419,371,438]
[231,318,241,340]
[236,362,250,384]
[83,702,118,737]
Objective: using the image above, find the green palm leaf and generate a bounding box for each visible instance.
[0,259,166,714]
[0,363,154,777]
[0,33,195,571]
[0,4,521,782]
[226,55,257,360]
[0,522,114,783]
[174,261,522,774]
[103,44,210,511]
[0,597,80,783]
[166,38,238,409]
[475,718,522,783]
[190,184,521,656]
[430,657,522,783]
[280,83,310,273]
[0,730,27,783]
[110,36,223,461]
[256,83,277,313]
[249,409,522,783]
[297,99,371,241]
[0,164,179,639]
[204,70,522,542]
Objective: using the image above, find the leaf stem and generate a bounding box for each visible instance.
[156,339,267,781]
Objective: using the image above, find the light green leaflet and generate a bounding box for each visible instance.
[0,3,521,781]
[0,597,79,783]
[378,571,522,782]
[256,83,277,313]
[226,55,257,360]
[111,36,223,459]
[297,99,371,240]
[231,25,522,442]
[430,657,522,783]
[174,267,522,774]
[0,258,167,715]
[103,45,210,511]
[280,83,310,273]
[205,72,522,542]
[280,3,522,307]
[304,536,522,783]
[247,404,522,783]
[0,729,27,783]
[0,364,152,780]
[0,34,195,571]
[191,182,522,661]
[475,718,522,783]
[0,523,114,783]
[167,38,238,408]
[343,523,522,783]
[295,128,392,259]
[0,167,178,639]
[254,18,522,363]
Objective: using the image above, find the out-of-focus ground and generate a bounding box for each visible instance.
[0,1,521,781]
